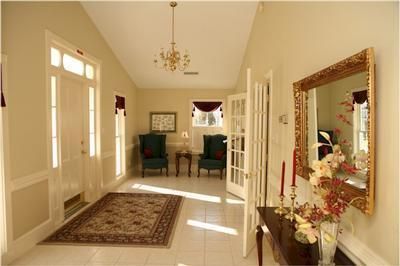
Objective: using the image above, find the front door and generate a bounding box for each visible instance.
[60,77,86,202]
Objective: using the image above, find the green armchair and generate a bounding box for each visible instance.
[139,134,168,177]
[197,134,227,179]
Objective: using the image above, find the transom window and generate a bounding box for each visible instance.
[50,46,95,80]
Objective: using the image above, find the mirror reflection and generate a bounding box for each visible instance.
[307,71,368,190]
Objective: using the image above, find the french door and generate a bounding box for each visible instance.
[243,75,269,257]
[226,93,246,199]
[227,69,269,256]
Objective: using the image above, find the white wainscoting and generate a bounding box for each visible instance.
[10,170,49,191]
[5,170,52,265]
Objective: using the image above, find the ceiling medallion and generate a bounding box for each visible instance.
[153,1,190,72]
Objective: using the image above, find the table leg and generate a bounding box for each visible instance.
[188,156,192,177]
[175,157,179,177]
[256,225,263,266]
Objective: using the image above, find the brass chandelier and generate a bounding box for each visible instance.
[154,2,190,72]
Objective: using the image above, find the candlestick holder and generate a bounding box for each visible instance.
[274,194,288,216]
[285,185,297,222]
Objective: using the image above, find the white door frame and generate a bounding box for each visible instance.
[264,70,274,206]
[45,31,102,225]
[0,54,10,265]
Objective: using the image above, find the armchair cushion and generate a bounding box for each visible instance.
[144,148,153,158]
[215,150,225,160]
[198,159,226,169]
[143,158,168,169]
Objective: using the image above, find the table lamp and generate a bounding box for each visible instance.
[181,131,189,152]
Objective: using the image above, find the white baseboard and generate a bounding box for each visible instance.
[338,230,389,265]
[3,219,53,265]
[101,168,132,194]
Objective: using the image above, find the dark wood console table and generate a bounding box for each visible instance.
[256,207,354,266]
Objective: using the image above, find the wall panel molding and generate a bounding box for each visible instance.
[3,219,53,265]
[10,170,49,191]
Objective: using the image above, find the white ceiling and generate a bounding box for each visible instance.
[81,2,257,89]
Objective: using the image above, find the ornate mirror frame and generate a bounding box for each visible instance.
[293,48,375,214]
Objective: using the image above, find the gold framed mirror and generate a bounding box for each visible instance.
[293,48,375,214]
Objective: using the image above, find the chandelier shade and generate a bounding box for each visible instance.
[154,2,190,72]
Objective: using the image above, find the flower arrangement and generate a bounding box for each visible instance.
[294,131,353,244]
[294,91,362,244]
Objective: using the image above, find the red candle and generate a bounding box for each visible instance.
[280,161,285,196]
[292,149,296,186]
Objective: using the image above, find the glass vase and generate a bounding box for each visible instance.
[318,221,339,266]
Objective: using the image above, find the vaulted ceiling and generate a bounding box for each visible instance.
[81,2,257,89]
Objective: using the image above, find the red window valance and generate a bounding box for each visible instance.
[1,65,5,108]
[353,90,368,105]
[115,95,126,116]
[192,101,223,118]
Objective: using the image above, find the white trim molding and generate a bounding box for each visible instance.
[3,219,53,265]
[10,170,49,191]
[338,230,389,266]
[125,143,136,151]
[102,151,114,160]
[101,169,131,194]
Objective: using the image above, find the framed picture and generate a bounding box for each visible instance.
[150,112,177,133]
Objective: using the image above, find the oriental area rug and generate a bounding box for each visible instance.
[42,192,183,247]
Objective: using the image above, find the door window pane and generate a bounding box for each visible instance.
[51,47,61,67]
[86,64,94,79]
[63,54,84,76]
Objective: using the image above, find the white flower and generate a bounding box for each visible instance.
[322,145,345,169]
[354,150,368,170]
[309,172,320,186]
[295,214,308,224]
[311,159,332,178]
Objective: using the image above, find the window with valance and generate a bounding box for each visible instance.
[192,101,223,127]
[115,95,126,116]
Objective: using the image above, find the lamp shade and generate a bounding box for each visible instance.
[181,131,189,138]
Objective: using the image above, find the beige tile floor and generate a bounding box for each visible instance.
[11,172,278,266]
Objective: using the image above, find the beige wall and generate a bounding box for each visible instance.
[2,1,138,240]
[136,88,234,143]
[235,2,398,264]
